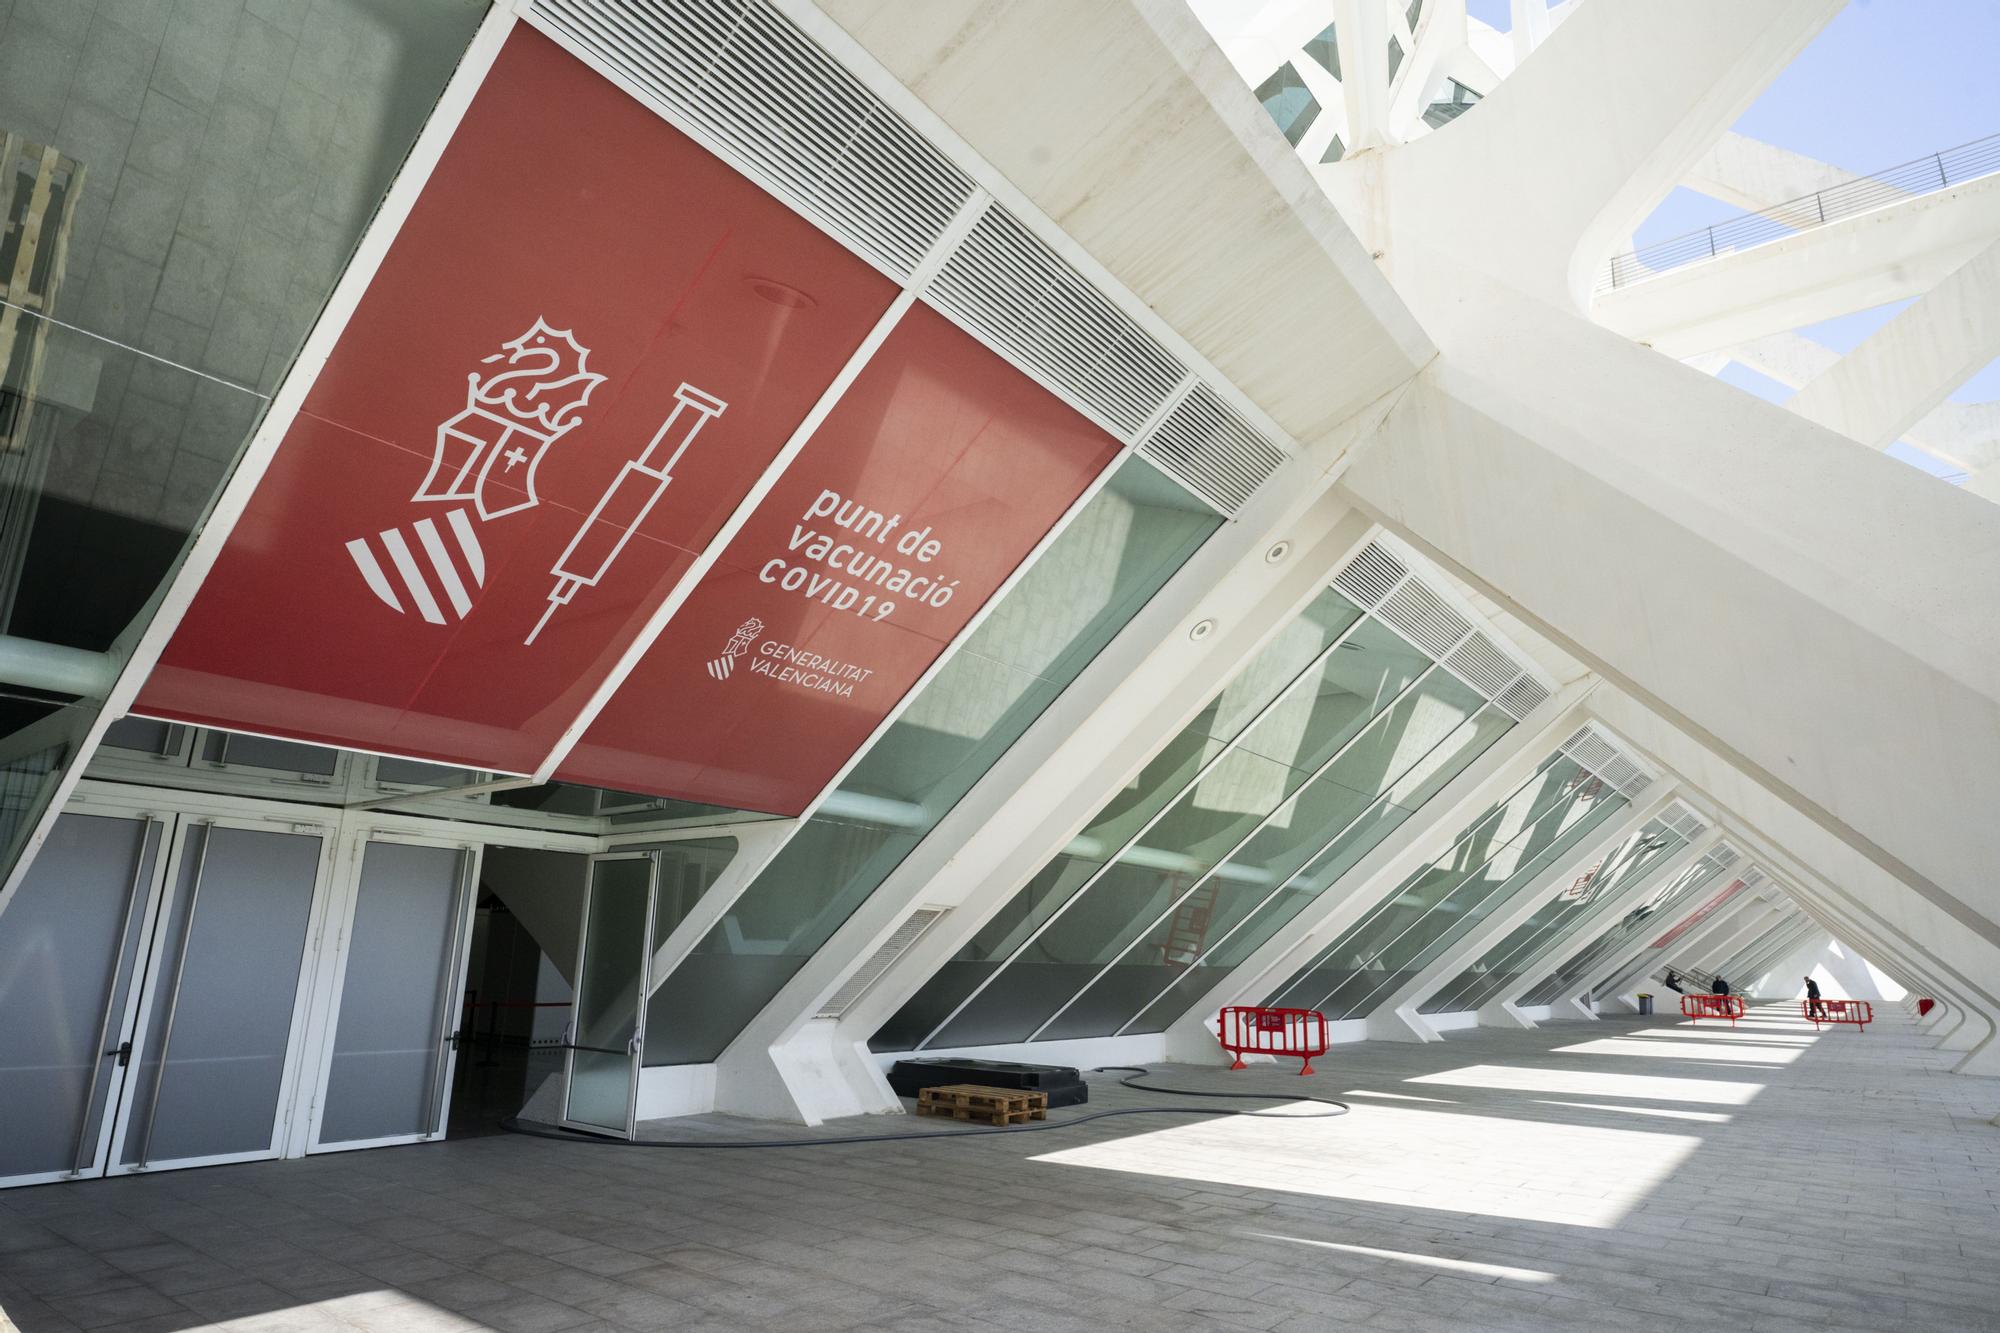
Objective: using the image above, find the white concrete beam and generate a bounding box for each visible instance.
[1684,132,1886,214]
[1784,236,2000,448]
[1594,171,2000,356]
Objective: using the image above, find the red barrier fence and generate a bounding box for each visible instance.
[1804,998,1872,1031]
[1219,1006,1329,1075]
[1680,994,1745,1025]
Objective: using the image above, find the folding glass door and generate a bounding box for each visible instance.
[0,809,331,1187]
[0,813,166,1188]
[108,819,328,1174]
[309,837,478,1151]
[562,852,658,1138]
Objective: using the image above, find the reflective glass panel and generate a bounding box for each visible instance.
[946,620,1432,1046]
[642,459,1219,1065]
[1265,754,1622,1015]
[1123,701,1516,1035]
[318,842,466,1146]
[0,0,488,886]
[1517,853,1730,1006]
[1420,818,1685,1015]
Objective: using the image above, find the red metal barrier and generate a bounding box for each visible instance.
[1803,998,1872,1031]
[1916,997,1936,1018]
[1218,1006,1329,1075]
[1680,994,1745,1025]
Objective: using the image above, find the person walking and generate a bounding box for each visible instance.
[1711,974,1730,997]
[1805,975,1826,1021]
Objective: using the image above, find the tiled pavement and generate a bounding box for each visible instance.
[3,1005,1998,1332]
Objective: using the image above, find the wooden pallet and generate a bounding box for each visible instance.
[914,1083,1048,1126]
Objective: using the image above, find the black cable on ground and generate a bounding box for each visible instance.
[498,1065,1347,1149]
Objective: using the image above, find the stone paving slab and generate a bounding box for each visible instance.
[3,1006,1997,1331]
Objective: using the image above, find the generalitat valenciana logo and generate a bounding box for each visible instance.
[707,617,764,681]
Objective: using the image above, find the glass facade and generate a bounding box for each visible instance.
[1254,64,1320,147]
[1265,755,1629,1019]
[1516,851,1733,1007]
[0,0,487,885]
[874,580,1532,1053]
[642,458,1219,1065]
[1418,816,1687,1015]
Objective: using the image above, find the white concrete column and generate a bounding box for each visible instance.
[1364,788,1673,1041]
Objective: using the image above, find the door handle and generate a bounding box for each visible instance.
[105,1041,132,1067]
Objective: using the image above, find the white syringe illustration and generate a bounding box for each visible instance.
[525,383,728,645]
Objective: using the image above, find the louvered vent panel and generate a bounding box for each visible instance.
[930,205,1186,438]
[1662,803,1708,841]
[1334,541,1405,608]
[1492,674,1549,720]
[815,907,948,1019]
[1560,725,1618,775]
[1444,632,1516,697]
[1740,868,1768,893]
[1136,383,1289,512]
[1377,579,1471,657]
[1707,843,1741,872]
[533,0,974,277]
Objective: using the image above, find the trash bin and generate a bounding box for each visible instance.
[1636,993,1653,1016]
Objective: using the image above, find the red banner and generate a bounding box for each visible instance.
[136,29,1123,814]
[139,30,897,774]
[560,304,1120,814]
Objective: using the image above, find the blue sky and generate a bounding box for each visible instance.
[1466,1,1999,476]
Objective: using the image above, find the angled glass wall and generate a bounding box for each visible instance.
[1419,815,1688,1015]
[874,570,1537,1053]
[642,458,1219,1065]
[1265,753,1631,1019]
[0,1,487,887]
[1515,847,1737,1007]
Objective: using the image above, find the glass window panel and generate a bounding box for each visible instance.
[1254,63,1321,146]
[643,459,1219,1064]
[1518,856,1729,1006]
[0,3,486,887]
[1048,673,1485,1042]
[318,842,464,1145]
[1123,701,1516,1035]
[1421,819,1685,1015]
[1265,753,1591,1012]
[897,598,1410,1051]
[1311,779,1627,1020]
[200,730,338,776]
[1304,22,1341,79]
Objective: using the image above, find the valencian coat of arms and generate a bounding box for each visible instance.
[342,317,727,642]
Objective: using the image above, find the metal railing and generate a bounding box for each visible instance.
[1598,130,2000,292]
